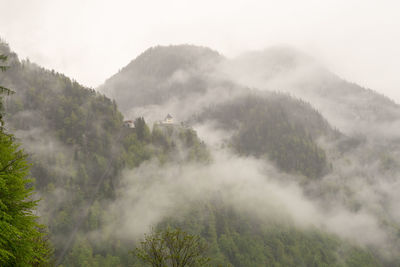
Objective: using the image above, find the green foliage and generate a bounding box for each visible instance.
[151,124,210,164]
[198,93,332,179]
[164,201,380,267]
[0,42,389,267]
[121,130,151,168]
[0,42,213,265]
[0,42,127,262]
[0,54,14,126]
[63,236,123,267]
[134,228,210,267]
[0,131,51,266]
[134,117,151,142]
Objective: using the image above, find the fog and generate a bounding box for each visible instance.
[1,0,400,102]
[96,118,400,260]
[2,1,400,264]
[92,46,400,259]
[107,147,388,245]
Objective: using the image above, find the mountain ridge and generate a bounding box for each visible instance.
[1,40,400,266]
[99,44,400,135]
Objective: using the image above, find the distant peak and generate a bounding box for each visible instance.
[128,44,223,68]
[140,44,222,57]
[108,44,223,81]
[237,45,317,68]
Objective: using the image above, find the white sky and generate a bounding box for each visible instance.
[1,0,399,102]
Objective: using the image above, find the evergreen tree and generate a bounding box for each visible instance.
[0,54,14,126]
[134,117,151,142]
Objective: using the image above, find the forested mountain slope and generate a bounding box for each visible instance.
[99,44,400,266]
[101,45,400,133]
[225,46,400,136]
[196,92,336,179]
[1,41,399,266]
[0,42,209,266]
[100,45,338,179]
[100,45,223,113]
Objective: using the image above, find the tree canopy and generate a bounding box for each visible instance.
[135,228,210,267]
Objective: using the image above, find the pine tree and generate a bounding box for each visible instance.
[0,54,14,127]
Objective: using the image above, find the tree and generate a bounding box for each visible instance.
[0,54,52,266]
[0,54,14,126]
[134,117,151,142]
[134,228,210,267]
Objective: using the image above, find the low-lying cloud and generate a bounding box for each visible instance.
[104,144,392,252]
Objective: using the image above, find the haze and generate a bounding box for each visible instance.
[1,0,399,102]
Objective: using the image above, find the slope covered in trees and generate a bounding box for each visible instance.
[196,92,336,179]
[0,42,209,265]
[98,44,400,266]
[226,46,400,134]
[100,45,223,113]
[100,45,339,179]
[1,42,398,266]
[161,202,379,267]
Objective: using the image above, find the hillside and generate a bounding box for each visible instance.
[1,42,400,266]
[100,45,223,113]
[100,44,400,137]
[225,46,400,136]
[99,44,400,266]
[0,42,210,266]
[100,45,338,179]
[196,92,335,179]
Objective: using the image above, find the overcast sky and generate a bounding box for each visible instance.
[1,0,399,102]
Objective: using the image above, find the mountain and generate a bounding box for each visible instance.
[1,41,400,266]
[99,44,400,265]
[100,45,339,179]
[225,46,400,136]
[100,44,400,135]
[196,92,335,179]
[100,45,223,113]
[0,42,209,266]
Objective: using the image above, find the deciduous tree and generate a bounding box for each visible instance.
[135,228,210,267]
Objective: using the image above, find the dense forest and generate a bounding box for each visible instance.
[1,41,400,266]
[100,45,223,113]
[0,42,209,266]
[195,92,336,179]
[0,68,51,265]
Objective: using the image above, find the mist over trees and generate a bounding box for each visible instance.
[1,40,400,267]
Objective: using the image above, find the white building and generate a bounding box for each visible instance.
[163,114,174,124]
[123,120,135,128]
